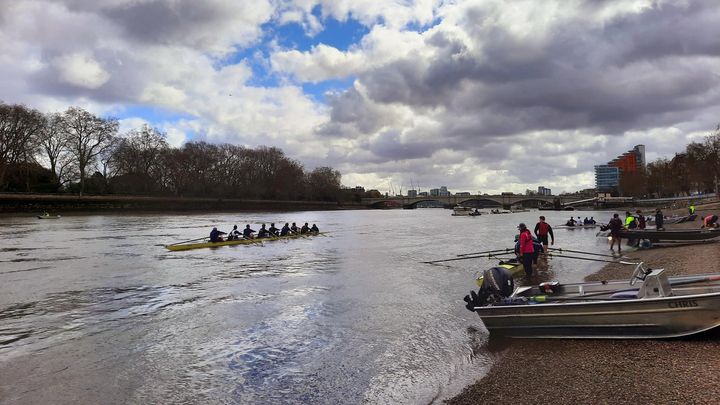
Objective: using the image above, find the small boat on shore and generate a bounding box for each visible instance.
[475,259,524,287]
[619,228,720,242]
[647,213,697,225]
[37,214,61,219]
[466,263,720,338]
[165,232,322,251]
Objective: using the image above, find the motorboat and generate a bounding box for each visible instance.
[465,263,720,338]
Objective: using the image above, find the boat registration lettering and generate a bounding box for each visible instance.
[668,300,698,308]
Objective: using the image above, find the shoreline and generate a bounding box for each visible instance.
[448,205,720,404]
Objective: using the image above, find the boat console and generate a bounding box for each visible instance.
[630,262,672,298]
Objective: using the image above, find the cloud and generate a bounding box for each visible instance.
[53,52,111,89]
[1,0,720,194]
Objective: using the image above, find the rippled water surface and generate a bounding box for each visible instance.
[0,209,614,404]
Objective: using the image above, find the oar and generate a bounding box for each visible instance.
[548,247,635,260]
[457,248,513,257]
[166,236,207,246]
[545,253,638,265]
[422,252,513,264]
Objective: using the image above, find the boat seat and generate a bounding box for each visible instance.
[610,290,639,299]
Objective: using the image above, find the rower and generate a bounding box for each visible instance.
[589,216,596,225]
[268,223,279,237]
[300,222,310,234]
[243,224,256,239]
[290,222,299,234]
[280,223,291,236]
[258,224,270,238]
[210,227,225,243]
[583,217,589,225]
[227,225,241,240]
[310,224,319,233]
[566,217,576,226]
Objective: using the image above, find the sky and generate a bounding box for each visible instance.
[1,0,719,194]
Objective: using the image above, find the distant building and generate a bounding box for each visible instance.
[419,191,429,197]
[407,189,417,198]
[594,144,646,193]
[538,186,551,196]
[429,188,439,196]
[439,186,450,196]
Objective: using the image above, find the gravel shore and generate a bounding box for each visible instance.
[448,204,720,405]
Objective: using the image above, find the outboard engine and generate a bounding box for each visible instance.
[464,266,514,311]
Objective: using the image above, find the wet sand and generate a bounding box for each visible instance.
[448,205,720,405]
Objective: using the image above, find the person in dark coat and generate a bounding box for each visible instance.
[655,208,664,231]
[609,213,623,252]
[210,227,225,242]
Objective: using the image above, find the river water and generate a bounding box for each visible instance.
[0,209,615,404]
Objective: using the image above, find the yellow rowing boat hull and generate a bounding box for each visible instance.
[475,261,525,287]
[165,232,321,251]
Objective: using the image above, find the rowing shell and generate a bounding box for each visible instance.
[165,232,322,251]
[475,260,525,287]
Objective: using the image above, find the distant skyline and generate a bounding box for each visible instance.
[1,1,719,194]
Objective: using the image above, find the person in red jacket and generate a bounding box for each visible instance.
[533,216,554,254]
[518,223,535,277]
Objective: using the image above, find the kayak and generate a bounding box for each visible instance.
[165,232,322,251]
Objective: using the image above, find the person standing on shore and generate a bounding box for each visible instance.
[625,211,637,229]
[689,204,696,215]
[534,216,554,254]
[655,208,664,231]
[517,223,535,277]
[609,213,623,252]
[636,210,646,229]
[701,214,719,228]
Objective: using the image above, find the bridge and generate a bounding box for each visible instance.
[361,194,584,209]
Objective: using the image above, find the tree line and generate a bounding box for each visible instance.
[0,102,342,201]
[620,127,720,197]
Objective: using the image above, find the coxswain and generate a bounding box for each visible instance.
[300,222,310,234]
[280,223,291,236]
[310,224,319,233]
[258,224,270,238]
[517,223,535,277]
[227,225,241,240]
[210,227,225,243]
[243,224,256,239]
[290,222,299,234]
[533,216,554,253]
[268,223,279,237]
[702,214,719,229]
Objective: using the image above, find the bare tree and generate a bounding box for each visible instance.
[37,113,75,189]
[0,103,45,190]
[59,107,118,195]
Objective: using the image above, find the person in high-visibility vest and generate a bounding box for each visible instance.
[689,205,696,215]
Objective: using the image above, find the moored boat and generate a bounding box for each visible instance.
[619,228,720,242]
[165,232,321,251]
[37,214,61,219]
[475,259,525,287]
[465,263,720,338]
[452,205,481,216]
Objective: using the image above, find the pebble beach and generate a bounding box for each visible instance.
[448,203,720,405]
